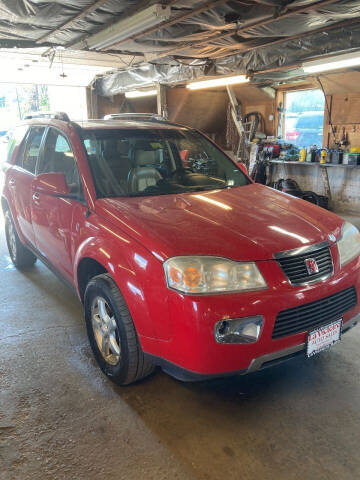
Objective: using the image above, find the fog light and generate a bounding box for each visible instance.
[214,316,263,344]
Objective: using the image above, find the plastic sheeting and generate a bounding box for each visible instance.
[94,22,360,95]
[0,0,140,45]
[2,0,360,94]
[95,61,206,96]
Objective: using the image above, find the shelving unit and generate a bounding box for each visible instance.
[270,160,360,168]
[269,160,360,206]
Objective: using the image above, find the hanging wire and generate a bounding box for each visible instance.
[59,49,67,78]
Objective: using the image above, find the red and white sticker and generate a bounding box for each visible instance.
[307,319,342,358]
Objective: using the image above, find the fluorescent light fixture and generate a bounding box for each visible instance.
[187,75,249,90]
[125,89,157,98]
[303,52,360,73]
[77,4,171,51]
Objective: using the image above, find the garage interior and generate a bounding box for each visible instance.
[1,1,360,479]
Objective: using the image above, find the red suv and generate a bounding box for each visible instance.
[2,113,360,385]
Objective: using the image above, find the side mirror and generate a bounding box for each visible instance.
[34,172,70,196]
[237,162,248,175]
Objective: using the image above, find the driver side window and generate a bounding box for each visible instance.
[38,128,81,195]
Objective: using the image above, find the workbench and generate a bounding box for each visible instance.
[268,160,360,213]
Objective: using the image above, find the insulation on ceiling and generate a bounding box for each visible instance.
[1,0,360,94]
[94,23,360,96]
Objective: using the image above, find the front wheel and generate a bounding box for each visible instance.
[84,273,155,385]
[4,211,37,269]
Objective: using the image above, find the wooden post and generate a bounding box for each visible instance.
[324,94,333,148]
[86,87,98,119]
[157,84,168,119]
[320,166,332,204]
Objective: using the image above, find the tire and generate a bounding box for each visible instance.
[84,273,155,385]
[4,210,37,269]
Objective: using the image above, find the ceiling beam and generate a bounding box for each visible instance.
[146,0,340,61]
[106,0,229,49]
[212,17,360,60]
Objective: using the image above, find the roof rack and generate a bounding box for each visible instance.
[23,111,70,122]
[103,113,165,122]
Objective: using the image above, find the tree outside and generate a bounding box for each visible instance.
[0,84,50,134]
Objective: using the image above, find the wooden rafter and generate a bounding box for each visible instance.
[212,17,360,60]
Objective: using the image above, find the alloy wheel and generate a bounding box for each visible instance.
[91,296,121,366]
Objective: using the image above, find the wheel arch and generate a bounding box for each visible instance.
[77,257,108,303]
[74,235,168,340]
[1,194,27,245]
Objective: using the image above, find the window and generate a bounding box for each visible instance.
[0,97,5,108]
[6,126,28,164]
[38,128,80,193]
[22,127,46,174]
[284,89,325,148]
[82,128,250,198]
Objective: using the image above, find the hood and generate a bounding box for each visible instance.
[96,184,343,262]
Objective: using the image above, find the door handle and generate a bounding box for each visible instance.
[32,192,40,201]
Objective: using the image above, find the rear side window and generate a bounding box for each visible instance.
[6,126,28,164]
[22,127,46,174]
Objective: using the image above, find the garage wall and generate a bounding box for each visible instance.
[271,72,360,213]
[95,86,228,133]
[324,93,360,148]
[233,85,275,137]
[96,93,157,118]
[93,84,275,147]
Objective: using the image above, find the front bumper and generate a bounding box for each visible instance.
[142,245,360,378]
[146,315,359,382]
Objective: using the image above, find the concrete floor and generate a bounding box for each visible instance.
[0,213,360,480]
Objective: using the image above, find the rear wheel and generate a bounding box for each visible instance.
[4,211,37,269]
[84,273,155,385]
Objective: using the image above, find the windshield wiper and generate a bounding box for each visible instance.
[105,184,229,198]
[188,185,225,192]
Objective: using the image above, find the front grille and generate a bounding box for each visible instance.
[272,286,357,339]
[276,245,333,285]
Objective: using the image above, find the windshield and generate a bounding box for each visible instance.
[82,128,249,198]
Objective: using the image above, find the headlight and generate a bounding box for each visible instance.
[163,256,267,294]
[338,221,360,266]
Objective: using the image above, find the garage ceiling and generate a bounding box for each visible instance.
[1,0,360,92]
[0,47,140,86]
